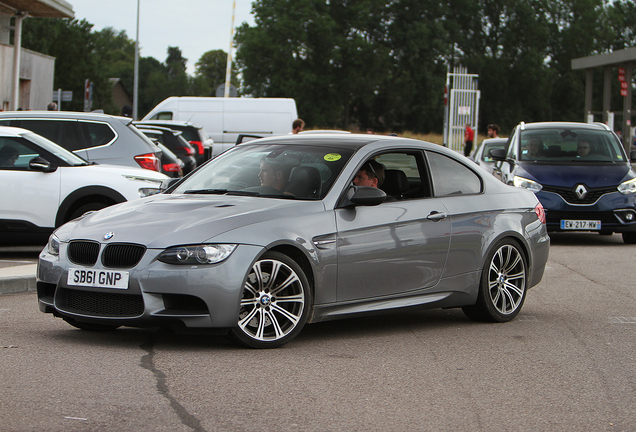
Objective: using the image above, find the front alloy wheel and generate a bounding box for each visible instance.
[463,239,527,322]
[229,252,311,348]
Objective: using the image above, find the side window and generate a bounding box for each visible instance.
[367,151,430,200]
[81,122,116,149]
[151,112,173,120]
[427,151,482,197]
[18,120,65,147]
[0,138,40,170]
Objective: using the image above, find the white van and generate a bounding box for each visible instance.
[142,97,298,156]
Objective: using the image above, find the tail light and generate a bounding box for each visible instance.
[163,162,183,175]
[189,140,204,155]
[178,146,196,156]
[535,203,546,224]
[134,153,161,171]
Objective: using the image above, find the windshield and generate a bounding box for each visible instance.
[519,128,626,163]
[24,131,89,165]
[172,143,355,199]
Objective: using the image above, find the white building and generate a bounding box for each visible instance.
[0,0,74,111]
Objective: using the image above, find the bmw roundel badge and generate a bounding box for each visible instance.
[103,232,115,241]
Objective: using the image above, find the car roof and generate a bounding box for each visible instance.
[237,132,443,152]
[0,111,132,124]
[136,125,182,135]
[520,121,612,131]
[135,120,202,128]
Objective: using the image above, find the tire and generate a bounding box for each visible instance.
[67,199,113,222]
[462,239,528,322]
[228,251,312,349]
[63,317,120,331]
[622,232,636,244]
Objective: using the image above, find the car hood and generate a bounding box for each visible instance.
[518,162,634,188]
[57,193,325,248]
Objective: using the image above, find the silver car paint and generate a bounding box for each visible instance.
[37,134,550,331]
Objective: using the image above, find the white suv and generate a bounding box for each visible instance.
[0,127,167,245]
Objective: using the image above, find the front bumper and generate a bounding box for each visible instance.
[37,242,264,330]
[538,190,636,233]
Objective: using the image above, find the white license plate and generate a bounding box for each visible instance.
[560,219,601,230]
[67,268,129,289]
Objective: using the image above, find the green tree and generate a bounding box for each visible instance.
[192,49,238,96]
[22,18,112,112]
[165,46,189,96]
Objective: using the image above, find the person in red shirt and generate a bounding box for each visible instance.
[464,123,475,157]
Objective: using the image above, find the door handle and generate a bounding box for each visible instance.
[427,211,448,221]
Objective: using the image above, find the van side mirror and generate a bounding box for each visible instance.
[630,150,636,162]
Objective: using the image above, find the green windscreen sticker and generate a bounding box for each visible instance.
[324,153,341,162]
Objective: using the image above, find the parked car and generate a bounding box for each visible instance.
[491,121,636,243]
[136,126,197,174]
[470,137,507,172]
[134,120,213,164]
[37,133,549,348]
[0,126,167,245]
[155,142,184,178]
[0,111,162,172]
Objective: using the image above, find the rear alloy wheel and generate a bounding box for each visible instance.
[622,232,636,244]
[229,252,312,348]
[463,239,527,322]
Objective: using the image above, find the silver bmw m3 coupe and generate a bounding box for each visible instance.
[37,133,550,348]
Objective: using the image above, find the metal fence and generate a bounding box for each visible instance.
[444,66,480,153]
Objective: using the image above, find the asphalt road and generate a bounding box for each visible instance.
[1,232,635,432]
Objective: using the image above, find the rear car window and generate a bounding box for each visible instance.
[81,122,116,149]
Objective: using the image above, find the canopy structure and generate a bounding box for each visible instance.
[0,0,73,18]
[0,0,74,110]
[572,47,636,151]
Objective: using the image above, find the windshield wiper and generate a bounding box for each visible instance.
[184,189,229,194]
[184,189,264,197]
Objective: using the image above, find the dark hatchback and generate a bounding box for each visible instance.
[492,121,636,243]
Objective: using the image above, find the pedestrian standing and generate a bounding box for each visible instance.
[464,123,474,157]
[487,124,500,138]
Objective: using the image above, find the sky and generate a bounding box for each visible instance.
[70,0,256,74]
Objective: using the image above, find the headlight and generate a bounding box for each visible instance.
[513,176,543,193]
[47,234,60,256]
[618,178,636,195]
[138,187,161,198]
[158,244,237,265]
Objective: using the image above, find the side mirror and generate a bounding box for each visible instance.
[630,150,636,162]
[490,148,515,167]
[29,156,56,172]
[489,148,507,161]
[340,186,387,207]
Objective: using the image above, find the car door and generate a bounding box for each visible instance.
[0,137,60,229]
[425,151,489,278]
[335,151,451,302]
